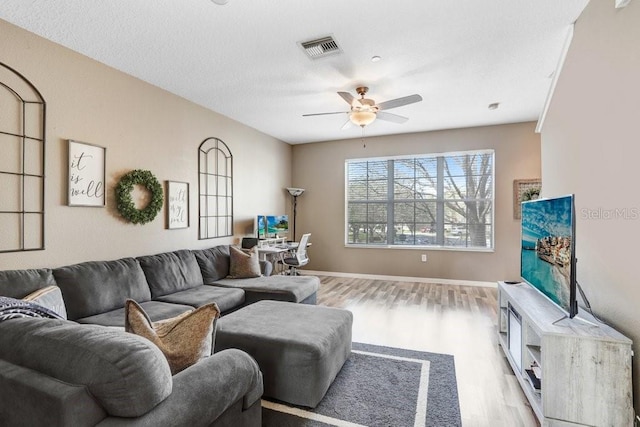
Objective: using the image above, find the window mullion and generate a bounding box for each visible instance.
[436,156,445,245]
[387,159,394,245]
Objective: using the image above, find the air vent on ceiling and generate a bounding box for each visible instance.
[300,36,342,59]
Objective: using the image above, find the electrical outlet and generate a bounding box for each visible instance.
[421,254,427,262]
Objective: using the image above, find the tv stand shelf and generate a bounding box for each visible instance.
[497,281,633,426]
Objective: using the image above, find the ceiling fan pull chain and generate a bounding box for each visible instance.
[362,127,366,148]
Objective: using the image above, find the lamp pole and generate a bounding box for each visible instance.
[286,188,305,241]
[292,194,299,241]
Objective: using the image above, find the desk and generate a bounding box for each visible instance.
[256,242,308,274]
[256,246,289,262]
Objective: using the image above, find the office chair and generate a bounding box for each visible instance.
[282,233,311,276]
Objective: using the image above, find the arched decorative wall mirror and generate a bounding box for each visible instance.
[198,137,233,239]
[0,62,46,252]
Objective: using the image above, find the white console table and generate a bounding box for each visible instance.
[497,281,633,426]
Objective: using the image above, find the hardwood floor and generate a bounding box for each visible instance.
[315,275,539,427]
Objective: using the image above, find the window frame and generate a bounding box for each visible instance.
[344,149,495,252]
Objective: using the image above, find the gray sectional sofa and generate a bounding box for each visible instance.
[0,244,320,427]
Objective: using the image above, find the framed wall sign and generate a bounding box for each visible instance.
[68,140,106,207]
[167,181,189,229]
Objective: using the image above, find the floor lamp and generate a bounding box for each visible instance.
[286,187,305,241]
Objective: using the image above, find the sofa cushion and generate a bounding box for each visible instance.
[125,299,219,375]
[75,300,194,328]
[0,268,57,299]
[154,285,245,314]
[0,317,172,417]
[212,275,320,304]
[53,258,151,321]
[22,285,67,319]
[193,245,231,282]
[137,250,204,298]
[228,246,261,279]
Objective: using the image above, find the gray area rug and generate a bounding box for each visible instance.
[262,342,461,427]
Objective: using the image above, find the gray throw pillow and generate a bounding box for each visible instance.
[228,246,261,279]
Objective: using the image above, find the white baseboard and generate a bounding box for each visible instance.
[301,270,496,288]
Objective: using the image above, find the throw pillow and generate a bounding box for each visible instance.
[228,245,261,279]
[0,296,64,322]
[124,299,220,375]
[22,285,68,319]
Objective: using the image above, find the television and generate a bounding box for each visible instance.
[256,214,289,238]
[520,194,578,318]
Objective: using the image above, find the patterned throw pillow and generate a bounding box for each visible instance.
[22,285,68,319]
[228,245,261,279]
[0,296,64,322]
[124,299,220,375]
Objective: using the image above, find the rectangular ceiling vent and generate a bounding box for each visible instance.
[300,36,342,59]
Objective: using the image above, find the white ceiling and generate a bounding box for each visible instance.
[0,0,588,144]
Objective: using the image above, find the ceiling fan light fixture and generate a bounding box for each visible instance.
[211,0,229,5]
[350,111,376,127]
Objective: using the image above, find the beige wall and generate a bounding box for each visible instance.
[0,19,291,270]
[291,122,540,282]
[540,0,640,411]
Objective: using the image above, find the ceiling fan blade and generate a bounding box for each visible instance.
[341,119,354,130]
[377,94,423,111]
[338,91,357,106]
[376,111,409,124]
[302,111,348,117]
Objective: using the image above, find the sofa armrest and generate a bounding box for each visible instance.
[97,349,263,426]
[0,359,106,427]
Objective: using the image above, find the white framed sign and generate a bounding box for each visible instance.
[167,181,189,229]
[68,140,106,207]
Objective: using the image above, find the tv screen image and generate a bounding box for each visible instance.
[266,215,289,236]
[520,194,577,317]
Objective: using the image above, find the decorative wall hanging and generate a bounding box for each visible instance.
[513,179,542,219]
[0,62,46,253]
[68,140,106,207]
[166,181,189,229]
[198,137,233,239]
[115,169,163,224]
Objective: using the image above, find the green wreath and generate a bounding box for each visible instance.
[522,187,541,202]
[115,169,164,224]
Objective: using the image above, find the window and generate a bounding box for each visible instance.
[345,149,494,250]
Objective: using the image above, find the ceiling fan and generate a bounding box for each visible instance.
[303,86,423,129]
